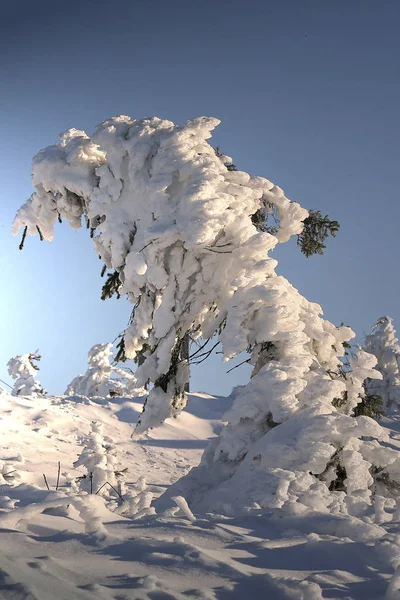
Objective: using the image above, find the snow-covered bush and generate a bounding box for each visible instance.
[364,317,400,410]
[73,421,121,505]
[116,475,155,520]
[65,342,142,397]
[7,352,46,397]
[14,115,400,516]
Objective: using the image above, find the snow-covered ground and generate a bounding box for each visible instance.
[1,388,400,599]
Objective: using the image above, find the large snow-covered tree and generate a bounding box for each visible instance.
[14,115,400,515]
[65,342,142,398]
[7,352,46,397]
[364,317,400,410]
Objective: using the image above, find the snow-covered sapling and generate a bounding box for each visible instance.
[7,352,46,397]
[73,421,123,507]
[65,342,143,398]
[364,316,400,410]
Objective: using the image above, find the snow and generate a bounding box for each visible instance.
[0,387,400,598]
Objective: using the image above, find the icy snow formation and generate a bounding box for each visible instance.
[65,342,142,397]
[7,353,45,397]
[15,115,395,515]
[364,317,400,410]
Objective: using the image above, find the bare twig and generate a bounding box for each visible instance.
[187,338,221,361]
[189,341,221,365]
[226,357,251,373]
[190,341,221,366]
[56,461,61,491]
[139,241,153,253]
[94,482,108,496]
[107,483,124,502]
[0,379,13,390]
[95,481,124,502]
[204,248,232,254]
[3,470,17,479]
[43,474,50,491]
[19,226,28,250]
[36,225,44,241]
[205,242,232,250]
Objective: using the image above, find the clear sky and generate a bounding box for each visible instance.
[0,0,399,396]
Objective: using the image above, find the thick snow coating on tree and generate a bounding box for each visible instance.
[13,116,310,428]
[7,353,45,397]
[65,342,142,397]
[364,317,400,410]
[14,115,396,515]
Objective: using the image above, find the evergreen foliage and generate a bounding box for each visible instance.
[297,209,340,257]
[101,270,121,301]
[353,391,385,419]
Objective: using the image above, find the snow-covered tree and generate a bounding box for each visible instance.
[7,352,46,397]
[73,421,120,502]
[363,317,400,410]
[65,342,143,397]
[14,115,400,516]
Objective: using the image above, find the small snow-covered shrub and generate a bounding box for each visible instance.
[7,352,46,397]
[73,421,123,507]
[116,475,155,520]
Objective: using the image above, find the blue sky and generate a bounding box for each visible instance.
[0,0,399,395]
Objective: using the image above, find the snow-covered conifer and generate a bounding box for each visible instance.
[74,421,120,502]
[65,343,142,397]
[7,352,46,397]
[363,317,400,410]
[14,115,400,515]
